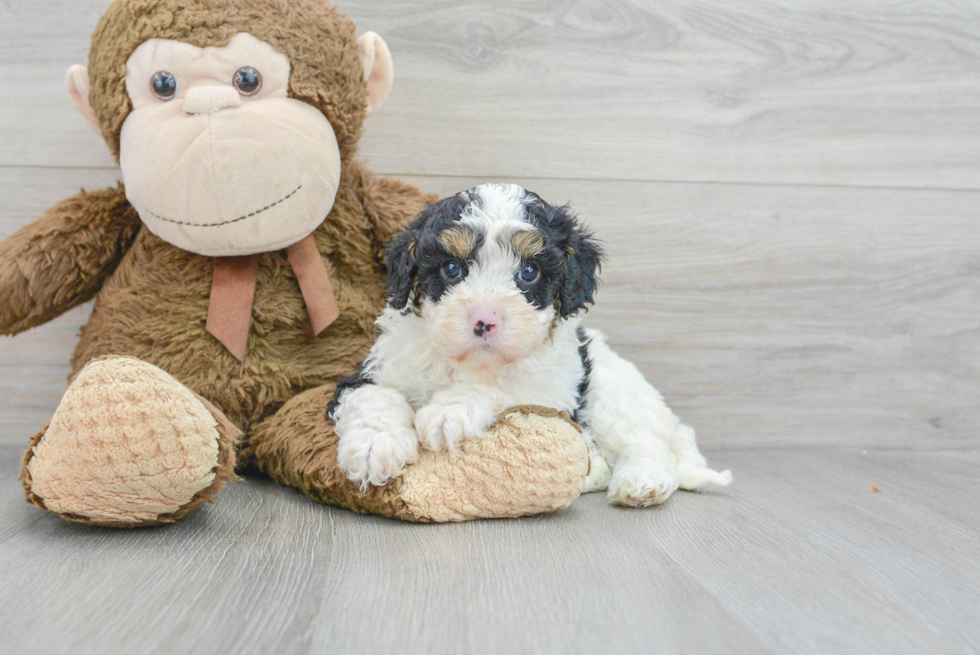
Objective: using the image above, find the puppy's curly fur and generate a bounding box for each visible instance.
[330,184,732,506]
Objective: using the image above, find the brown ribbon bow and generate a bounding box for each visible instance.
[205,234,340,361]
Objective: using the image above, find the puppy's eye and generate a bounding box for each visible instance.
[442,261,463,280]
[518,264,540,284]
[233,66,262,96]
[151,71,178,101]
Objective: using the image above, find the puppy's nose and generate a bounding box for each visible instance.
[472,312,501,337]
[183,85,242,115]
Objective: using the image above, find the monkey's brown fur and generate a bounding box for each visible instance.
[2,0,589,526]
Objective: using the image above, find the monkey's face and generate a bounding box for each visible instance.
[118,33,342,257]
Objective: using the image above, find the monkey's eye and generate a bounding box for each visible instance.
[518,263,540,284]
[151,71,178,101]
[442,261,463,281]
[233,66,262,96]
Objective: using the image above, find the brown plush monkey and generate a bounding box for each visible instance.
[2,0,588,527]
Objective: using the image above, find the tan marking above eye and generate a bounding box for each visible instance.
[439,228,478,259]
[511,231,545,259]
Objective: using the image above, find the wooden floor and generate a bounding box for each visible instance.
[1,445,978,655]
[1,1,978,653]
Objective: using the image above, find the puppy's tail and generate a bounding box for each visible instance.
[671,423,733,491]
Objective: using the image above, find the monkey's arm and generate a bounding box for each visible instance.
[0,184,141,336]
[358,166,437,251]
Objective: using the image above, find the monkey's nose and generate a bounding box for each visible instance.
[183,86,242,115]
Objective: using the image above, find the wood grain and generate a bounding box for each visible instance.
[2,1,980,188]
[1,446,977,655]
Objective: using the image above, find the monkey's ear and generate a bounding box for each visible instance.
[65,65,100,134]
[385,228,419,310]
[357,32,394,116]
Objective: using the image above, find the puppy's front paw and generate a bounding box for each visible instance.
[337,423,419,492]
[414,401,496,453]
[607,462,680,507]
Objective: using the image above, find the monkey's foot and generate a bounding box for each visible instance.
[20,357,239,527]
[396,405,589,522]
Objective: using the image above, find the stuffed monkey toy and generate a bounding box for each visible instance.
[1,0,589,527]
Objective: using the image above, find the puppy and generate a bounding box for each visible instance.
[328,184,731,506]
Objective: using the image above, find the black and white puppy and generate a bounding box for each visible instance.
[328,184,731,506]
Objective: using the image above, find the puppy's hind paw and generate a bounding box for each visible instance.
[337,424,418,492]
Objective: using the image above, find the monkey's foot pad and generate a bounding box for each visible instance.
[398,406,590,522]
[21,357,237,527]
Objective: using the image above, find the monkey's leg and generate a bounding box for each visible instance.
[246,385,590,522]
[20,357,240,527]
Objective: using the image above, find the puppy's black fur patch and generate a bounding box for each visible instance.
[519,192,604,318]
[327,364,373,422]
[386,186,604,317]
[572,326,593,424]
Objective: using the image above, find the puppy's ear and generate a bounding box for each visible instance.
[385,227,419,310]
[557,208,604,319]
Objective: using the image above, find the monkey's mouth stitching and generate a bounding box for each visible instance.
[144,184,303,228]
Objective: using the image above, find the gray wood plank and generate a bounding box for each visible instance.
[2,1,980,188]
[2,168,978,449]
[643,448,980,655]
[1,445,977,655]
[0,363,69,442]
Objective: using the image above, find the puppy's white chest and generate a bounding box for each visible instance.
[441,334,585,416]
